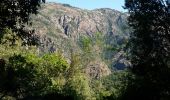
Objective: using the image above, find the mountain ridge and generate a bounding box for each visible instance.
[30,3,130,78]
[47,2,126,12]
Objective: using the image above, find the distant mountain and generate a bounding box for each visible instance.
[30,3,131,78]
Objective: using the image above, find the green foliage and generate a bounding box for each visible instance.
[89,70,133,100]
[0,52,50,99]
[0,44,70,99]
[65,53,95,100]
[93,32,104,46]
[0,43,107,100]
[124,0,170,99]
[67,73,94,100]
[79,35,92,52]
[0,0,45,45]
[0,1,133,98]
[0,42,132,100]
[42,53,69,77]
[0,28,22,46]
[103,71,133,99]
[90,80,110,100]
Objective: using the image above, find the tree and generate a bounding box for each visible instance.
[123,0,170,99]
[64,52,95,100]
[0,54,51,99]
[0,45,71,99]
[0,0,45,45]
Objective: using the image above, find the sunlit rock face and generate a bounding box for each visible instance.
[30,3,130,77]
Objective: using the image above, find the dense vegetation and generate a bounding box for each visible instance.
[122,0,170,100]
[0,1,129,98]
[0,0,46,45]
[0,0,169,100]
[0,28,130,100]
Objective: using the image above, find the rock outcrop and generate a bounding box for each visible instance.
[30,3,130,78]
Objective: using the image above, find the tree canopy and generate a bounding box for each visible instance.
[123,0,170,99]
[0,0,45,45]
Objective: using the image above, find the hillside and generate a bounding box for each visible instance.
[1,1,168,99]
[30,3,130,78]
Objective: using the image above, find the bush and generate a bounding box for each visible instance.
[0,45,70,99]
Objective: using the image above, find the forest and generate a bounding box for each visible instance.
[0,0,170,100]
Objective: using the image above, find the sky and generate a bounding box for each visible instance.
[47,0,126,12]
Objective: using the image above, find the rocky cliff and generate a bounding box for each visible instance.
[30,3,130,78]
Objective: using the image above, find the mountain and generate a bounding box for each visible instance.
[30,3,130,78]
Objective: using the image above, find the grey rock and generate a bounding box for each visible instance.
[30,3,130,77]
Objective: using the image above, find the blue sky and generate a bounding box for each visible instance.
[47,0,125,12]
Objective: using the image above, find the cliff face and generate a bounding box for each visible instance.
[30,3,130,78]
